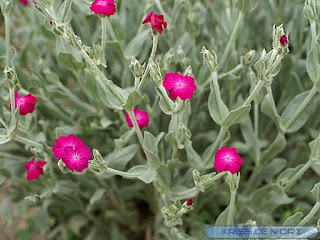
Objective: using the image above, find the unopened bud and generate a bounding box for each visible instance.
[149,59,162,85]
[241,50,256,66]
[25,195,41,206]
[201,46,218,72]
[129,57,146,78]
[304,0,317,21]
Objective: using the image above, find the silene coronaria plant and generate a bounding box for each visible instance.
[1,0,320,239]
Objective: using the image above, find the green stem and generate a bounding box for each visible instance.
[243,80,264,105]
[311,20,318,82]
[264,49,278,74]
[284,160,312,191]
[0,117,8,129]
[9,88,15,116]
[226,189,237,225]
[218,12,244,69]
[211,71,224,121]
[284,86,318,131]
[202,127,227,169]
[158,85,175,111]
[137,34,159,91]
[265,54,283,77]
[128,110,144,146]
[100,16,107,63]
[4,13,10,66]
[218,64,243,79]
[15,135,42,148]
[298,201,320,226]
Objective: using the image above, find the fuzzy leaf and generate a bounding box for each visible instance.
[122,90,144,111]
[208,81,229,125]
[283,212,304,226]
[90,188,106,205]
[221,104,251,128]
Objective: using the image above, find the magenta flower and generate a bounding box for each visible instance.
[23,158,47,180]
[163,73,197,101]
[90,0,116,17]
[186,198,193,206]
[52,134,92,172]
[13,91,37,115]
[125,108,149,129]
[19,0,28,6]
[280,35,288,46]
[142,11,167,34]
[214,147,243,174]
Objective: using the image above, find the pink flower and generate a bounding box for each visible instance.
[125,108,149,129]
[186,198,193,206]
[163,73,197,101]
[13,91,37,115]
[90,0,116,17]
[52,134,92,172]
[142,11,167,34]
[280,35,288,46]
[19,0,28,6]
[23,158,47,180]
[214,147,243,174]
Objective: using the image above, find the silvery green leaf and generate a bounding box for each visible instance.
[208,81,229,125]
[283,212,304,226]
[125,165,157,184]
[165,131,184,150]
[254,56,266,77]
[155,87,174,115]
[261,94,284,132]
[106,144,138,170]
[281,91,318,133]
[240,117,259,162]
[311,182,320,201]
[122,90,144,111]
[260,133,286,163]
[215,206,234,225]
[276,164,304,186]
[58,52,84,71]
[103,80,128,110]
[89,188,106,205]
[221,104,251,128]
[184,140,203,168]
[57,0,73,24]
[69,214,88,235]
[143,131,161,169]
[124,30,149,58]
[306,48,320,83]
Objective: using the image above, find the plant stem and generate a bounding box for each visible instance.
[298,201,320,226]
[226,189,237,225]
[202,127,227,169]
[310,20,318,82]
[9,88,15,116]
[218,12,244,69]
[100,16,107,63]
[137,34,159,91]
[15,135,42,148]
[243,80,264,105]
[218,64,243,79]
[128,110,144,146]
[4,13,10,66]
[0,117,8,130]
[284,85,318,131]
[284,160,312,191]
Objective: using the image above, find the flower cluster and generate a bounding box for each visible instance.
[23,158,47,180]
[52,134,92,172]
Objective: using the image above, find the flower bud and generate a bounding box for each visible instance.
[129,57,146,78]
[149,59,162,86]
[225,172,240,191]
[25,194,41,206]
[241,50,256,67]
[201,46,218,72]
[3,66,17,88]
[304,0,317,21]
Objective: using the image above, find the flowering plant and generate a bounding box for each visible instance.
[1,0,320,239]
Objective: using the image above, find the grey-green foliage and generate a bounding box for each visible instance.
[1,0,320,239]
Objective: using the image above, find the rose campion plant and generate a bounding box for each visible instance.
[1,0,320,239]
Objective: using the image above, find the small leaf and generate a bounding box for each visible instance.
[69,214,88,235]
[125,165,157,183]
[143,131,161,169]
[311,182,320,201]
[124,30,149,58]
[283,212,304,226]
[306,48,320,83]
[260,133,286,163]
[107,144,138,170]
[58,52,83,71]
[155,87,174,115]
[102,80,128,110]
[281,90,318,133]
[261,94,284,132]
[90,188,106,205]
[221,104,251,128]
[122,90,144,111]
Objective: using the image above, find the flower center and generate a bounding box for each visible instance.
[18,98,25,105]
[175,81,184,89]
[224,154,233,162]
[29,165,36,170]
[135,114,141,121]
[73,154,80,161]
